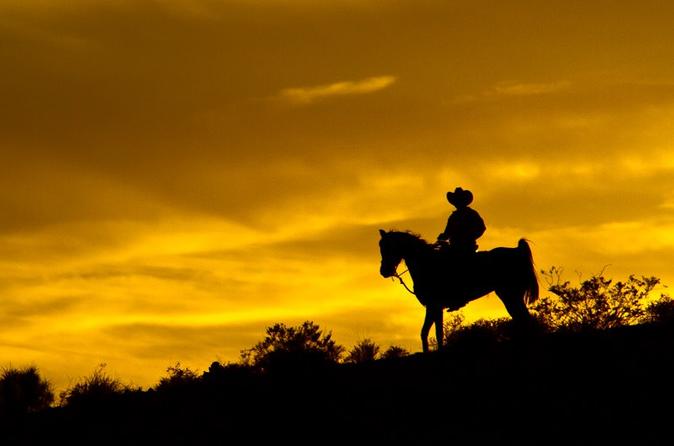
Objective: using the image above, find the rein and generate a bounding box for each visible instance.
[392,269,416,295]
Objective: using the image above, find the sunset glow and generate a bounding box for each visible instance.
[3,0,674,389]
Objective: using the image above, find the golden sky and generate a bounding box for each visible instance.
[3,0,674,389]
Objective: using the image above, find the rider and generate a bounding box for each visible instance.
[436,187,486,310]
[437,187,486,253]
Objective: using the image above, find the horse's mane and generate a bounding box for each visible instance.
[387,230,432,249]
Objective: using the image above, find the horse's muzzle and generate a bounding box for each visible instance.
[380,265,395,278]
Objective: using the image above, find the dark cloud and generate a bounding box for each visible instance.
[4,0,674,165]
[54,264,220,284]
[0,295,85,332]
[2,0,674,233]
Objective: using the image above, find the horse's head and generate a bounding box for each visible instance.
[378,229,403,278]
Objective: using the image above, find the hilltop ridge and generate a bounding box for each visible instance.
[8,320,674,445]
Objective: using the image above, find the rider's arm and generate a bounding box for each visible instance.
[437,214,454,241]
[472,212,486,239]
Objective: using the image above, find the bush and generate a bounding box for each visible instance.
[59,364,137,407]
[441,313,465,345]
[533,267,659,331]
[446,318,514,346]
[0,366,54,416]
[241,321,344,373]
[380,345,409,360]
[345,339,380,363]
[154,362,200,392]
[203,361,253,383]
[645,294,674,324]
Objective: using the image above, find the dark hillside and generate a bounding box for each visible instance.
[8,321,674,445]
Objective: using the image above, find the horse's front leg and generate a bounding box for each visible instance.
[421,306,443,352]
[421,307,435,353]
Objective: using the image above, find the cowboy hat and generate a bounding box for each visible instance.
[446,187,473,208]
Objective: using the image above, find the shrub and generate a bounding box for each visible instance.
[645,294,674,324]
[154,362,200,392]
[59,364,137,407]
[380,345,409,360]
[241,321,344,373]
[533,267,659,331]
[203,361,253,383]
[446,318,513,346]
[0,366,54,416]
[345,339,380,363]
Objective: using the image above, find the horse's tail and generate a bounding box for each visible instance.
[517,239,539,305]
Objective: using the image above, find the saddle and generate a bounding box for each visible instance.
[433,243,478,268]
[433,243,480,310]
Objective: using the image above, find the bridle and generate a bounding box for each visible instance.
[380,232,417,295]
[392,268,416,295]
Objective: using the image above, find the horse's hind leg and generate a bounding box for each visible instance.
[497,289,534,332]
[503,300,535,340]
[434,307,444,350]
[421,309,433,353]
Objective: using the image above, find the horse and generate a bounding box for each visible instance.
[378,229,539,353]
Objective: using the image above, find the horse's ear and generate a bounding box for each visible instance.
[379,229,386,237]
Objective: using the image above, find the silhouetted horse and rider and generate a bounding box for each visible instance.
[378,187,539,352]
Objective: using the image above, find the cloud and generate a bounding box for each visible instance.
[278,75,397,105]
[454,80,571,103]
[488,81,571,97]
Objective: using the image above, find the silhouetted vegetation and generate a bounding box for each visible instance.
[59,364,139,408]
[645,294,674,324]
[446,317,515,345]
[154,362,200,392]
[240,321,344,373]
[8,270,674,445]
[533,267,665,331]
[0,366,53,418]
[380,345,409,359]
[345,338,380,363]
[202,361,253,384]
